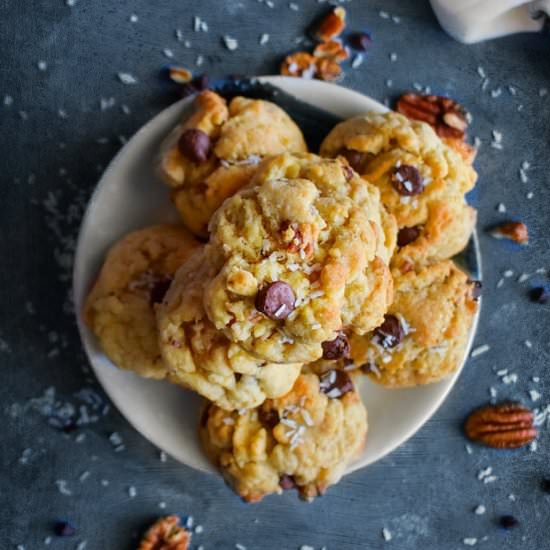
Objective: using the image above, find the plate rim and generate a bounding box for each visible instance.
[73,75,481,476]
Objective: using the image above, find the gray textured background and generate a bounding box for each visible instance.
[1,1,550,549]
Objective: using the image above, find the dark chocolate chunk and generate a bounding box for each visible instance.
[255,281,296,320]
[178,128,211,163]
[319,369,354,398]
[374,314,404,348]
[321,332,350,360]
[391,164,425,196]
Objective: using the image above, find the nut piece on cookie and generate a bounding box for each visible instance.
[339,260,478,388]
[200,372,367,502]
[203,153,396,364]
[157,248,302,411]
[320,111,477,269]
[158,90,307,237]
[138,515,190,550]
[84,224,200,379]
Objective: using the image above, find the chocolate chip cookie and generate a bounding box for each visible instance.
[200,372,367,502]
[84,224,199,378]
[203,153,396,364]
[157,248,302,410]
[320,111,477,269]
[346,260,478,387]
[158,91,307,237]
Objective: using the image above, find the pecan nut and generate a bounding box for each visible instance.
[314,6,346,42]
[313,39,349,62]
[490,221,529,245]
[464,402,537,449]
[396,93,468,140]
[280,52,316,78]
[138,516,191,550]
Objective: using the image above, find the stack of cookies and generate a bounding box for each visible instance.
[84,90,479,502]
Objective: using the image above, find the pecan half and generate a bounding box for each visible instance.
[396,93,468,141]
[464,402,537,449]
[138,516,191,550]
[490,221,529,245]
[314,6,346,42]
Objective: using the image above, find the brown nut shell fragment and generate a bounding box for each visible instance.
[490,221,529,245]
[313,40,349,62]
[280,51,317,78]
[464,402,537,449]
[314,6,346,42]
[138,516,191,550]
[315,57,342,82]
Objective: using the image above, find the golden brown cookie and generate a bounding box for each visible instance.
[320,111,477,267]
[158,91,307,237]
[84,224,199,379]
[200,372,367,502]
[345,260,478,388]
[157,248,302,410]
[391,200,477,275]
[202,153,396,364]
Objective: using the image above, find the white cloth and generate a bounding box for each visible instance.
[430,0,548,43]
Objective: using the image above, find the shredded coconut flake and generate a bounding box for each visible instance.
[471,344,490,358]
[118,72,138,84]
[223,35,239,51]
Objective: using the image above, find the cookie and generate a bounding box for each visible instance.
[157,248,302,410]
[344,260,478,388]
[391,200,477,275]
[158,91,307,237]
[84,224,199,379]
[320,111,477,267]
[200,372,367,502]
[203,153,396,364]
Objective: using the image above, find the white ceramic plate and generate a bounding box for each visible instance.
[73,76,481,476]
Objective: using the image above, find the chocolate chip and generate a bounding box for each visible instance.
[529,286,549,304]
[541,478,550,493]
[321,332,350,360]
[349,32,372,52]
[254,281,296,320]
[258,407,279,430]
[279,474,296,490]
[339,148,366,173]
[54,521,76,537]
[499,515,519,530]
[391,164,425,196]
[397,226,421,247]
[178,128,211,163]
[374,314,404,348]
[468,280,482,301]
[150,277,173,305]
[180,74,210,98]
[319,369,354,398]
